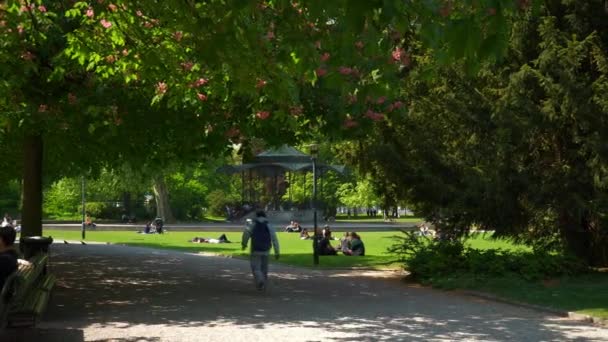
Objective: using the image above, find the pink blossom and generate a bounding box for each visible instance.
[290,106,303,116]
[38,104,48,113]
[105,55,116,63]
[392,47,405,62]
[38,5,47,13]
[376,96,386,105]
[108,4,118,12]
[355,41,364,49]
[256,111,271,120]
[197,93,208,101]
[343,118,358,128]
[439,4,452,17]
[339,66,352,75]
[180,61,194,71]
[86,8,94,17]
[19,6,29,13]
[266,31,275,40]
[20,51,35,61]
[191,78,208,87]
[156,82,168,95]
[144,21,153,28]
[365,110,385,121]
[135,10,143,17]
[17,24,24,34]
[100,19,112,29]
[256,79,267,89]
[68,93,77,104]
[391,47,411,66]
[320,52,330,63]
[316,68,327,77]
[121,49,129,56]
[225,127,240,138]
[392,101,404,110]
[173,31,183,42]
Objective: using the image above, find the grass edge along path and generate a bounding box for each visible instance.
[44,229,608,319]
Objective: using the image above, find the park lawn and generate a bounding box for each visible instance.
[436,273,608,320]
[43,230,519,269]
[44,230,402,269]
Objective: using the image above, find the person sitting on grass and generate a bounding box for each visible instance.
[318,229,337,256]
[338,232,352,253]
[343,232,365,256]
[137,221,152,234]
[85,215,96,229]
[190,234,231,244]
[299,228,311,240]
[0,226,18,291]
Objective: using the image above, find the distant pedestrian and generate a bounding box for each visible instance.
[2,213,13,228]
[242,211,280,291]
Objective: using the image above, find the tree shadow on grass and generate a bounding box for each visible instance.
[35,244,604,341]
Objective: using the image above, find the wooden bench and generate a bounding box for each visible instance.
[0,254,56,328]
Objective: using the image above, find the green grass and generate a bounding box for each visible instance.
[45,230,403,269]
[44,230,524,269]
[436,273,608,319]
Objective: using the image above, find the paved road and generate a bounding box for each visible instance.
[44,221,418,232]
[18,244,608,341]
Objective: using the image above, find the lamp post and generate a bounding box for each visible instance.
[81,176,86,240]
[310,144,319,265]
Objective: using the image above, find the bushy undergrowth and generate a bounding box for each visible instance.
[389,232,588,284]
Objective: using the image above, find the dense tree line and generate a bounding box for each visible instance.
[346,0,608,265]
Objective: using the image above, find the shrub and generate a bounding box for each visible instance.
[389,231,589,283]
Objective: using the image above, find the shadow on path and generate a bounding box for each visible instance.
[27,244,608,341]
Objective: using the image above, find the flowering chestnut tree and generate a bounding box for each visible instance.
[0,0,535,236]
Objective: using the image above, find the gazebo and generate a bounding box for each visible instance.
[218,145,345,222]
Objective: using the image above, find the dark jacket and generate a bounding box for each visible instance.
[349,238,365,256]
[0,249,18,290]
[318,237,337,255]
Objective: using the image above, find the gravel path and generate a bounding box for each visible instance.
[22,244,608,341]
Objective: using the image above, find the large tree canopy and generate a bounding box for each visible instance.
[1,0,535,235]
[345,0,608,265]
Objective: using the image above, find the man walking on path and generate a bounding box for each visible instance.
[242,211,280,291]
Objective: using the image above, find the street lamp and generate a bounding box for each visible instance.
[309,144,319,265]
[81,176,86,240]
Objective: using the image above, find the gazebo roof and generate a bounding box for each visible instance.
[253,145,311,163]
[218,145,346,175]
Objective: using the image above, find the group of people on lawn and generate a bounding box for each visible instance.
[284,221,365,256]
[318,227,365,256]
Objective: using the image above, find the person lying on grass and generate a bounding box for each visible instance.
[190,234,231,244]
[343,232,365,256]
[300,229,311,240]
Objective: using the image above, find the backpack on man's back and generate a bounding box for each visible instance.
[251,220,272,252]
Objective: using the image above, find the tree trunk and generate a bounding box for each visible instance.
[21,134,43,237]
[153,176,174,223]
[559,210,608,266]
